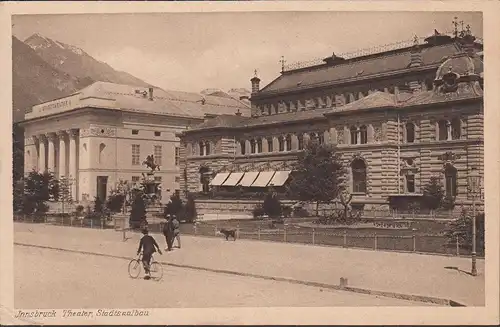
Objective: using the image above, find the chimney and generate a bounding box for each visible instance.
[148,87,154,101]
[409,35,423,68]
[251,70,261,94]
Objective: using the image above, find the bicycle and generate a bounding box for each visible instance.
[128,252,164,281]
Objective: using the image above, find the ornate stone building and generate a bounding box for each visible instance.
[178,29,484,213]
[20,82,249,203]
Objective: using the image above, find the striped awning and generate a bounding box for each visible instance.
[268,170,291,187]
[222,172,244,186]
[251,171,276,187]
[238,172,260,187]
[209,172,231,186]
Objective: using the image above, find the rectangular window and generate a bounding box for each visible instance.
[175,147,180,166]
[257,139,263,153]
[175,176,180,183]
[132,144,140,165]
[132,129,139,135]
[154,176,162,182]
[154,145,162,166]
[132,176,140,183]
[298,136,304,150]
[154,131,161,137]
[406,175,415,193]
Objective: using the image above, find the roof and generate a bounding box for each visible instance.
[435,55,483,80]
[77,82,251,118]
[258,43,463,95]
[188,114,251,131]
[326,91,397,114]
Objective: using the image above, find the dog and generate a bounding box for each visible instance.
[217,228,237,241]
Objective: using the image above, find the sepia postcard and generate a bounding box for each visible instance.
[0,1,499,325]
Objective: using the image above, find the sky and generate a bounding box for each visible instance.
[12,11,482,93]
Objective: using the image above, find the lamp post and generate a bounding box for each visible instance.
[468,167,481,277]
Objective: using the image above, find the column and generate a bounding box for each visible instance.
[303,133,311,146]
[262,137,269,153]
[68,129,78,200]
[46,133,56,173]
[329,127,338,144]
[323,130,331,144]
[38,135,46,173]
[291,134,299,150]
[57,131,67,178]
[272,136,279,152]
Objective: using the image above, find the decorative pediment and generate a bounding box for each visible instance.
[400,158,419,175]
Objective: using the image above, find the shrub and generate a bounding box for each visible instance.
[444,208,484,255]
[281,205,292,218]
[93,196,104,213]
[164,193,184,218]
[263,192,282,219]
[129,193,147,228]
[422,176,445,210]
[106,193,126,213]
[252,205,265,219]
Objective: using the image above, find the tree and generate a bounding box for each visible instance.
[263,191,282,219]
[164,192,184,218]
[22,170,59,216]
[129,193,147,228]
[58,176,73,215]
[287,142,347,216]
[183,192,197,223]
[422,176,445,210]
[444,207,485,255]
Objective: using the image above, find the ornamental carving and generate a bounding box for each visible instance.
[79,126,117,138]
[337,129,345,144]
[438,151,461,163]
[400,158,419,175]
[24,137,36,146]
[373,125,382,142]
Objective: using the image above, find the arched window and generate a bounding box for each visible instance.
[240,140,246,155]
[351,159,367,193]
[445,165,458,197]
[350,126,358,145]
[451,118,461,140]
[406,122,415,143]
[250,139,256,154]
[199,141,205,156]
[257,139,263,153]
[297,134,304,150]
[438,120,449,141]
[285,135,292,151]
[359,125,368,144]
[99,143,106,164]
[286,102,291,112]
[205,141,211,155]
[267,105,272,116]
[278,136,285,152]
[267,138,273,152]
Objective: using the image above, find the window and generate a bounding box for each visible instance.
[175,147,180,166]
[98,143,106,164]
[257,139,263,153]
[438,120,449,141]
[351,159,367,193]
[199,141,205,156]
[274,104,279,114]
[278,136,285,152]
[318,132,325,145]
[286,102,291,112]
[451,118,461,140]
[359,125,368,144]
[445,165,458,197]
[250,139,256,154]
[205,141,211,155]
[175,176,180,183]
[154,145,162,166]
[132,144,140,165]
[298,134,304,150]
[132,176,140,183]
[406,122,415,143]
[285,135,292,151]
[154,176,162,182]
[132,129,139,135]
[309,132,318,143]
[267,106,272,115]
[350,126,358,144]
[267,138,273,152]
[406,174,416,193]
[154,131,161,137]
[240,140,246,155]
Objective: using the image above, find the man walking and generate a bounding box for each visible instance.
[172,216,181,249]
[162,216,174,251]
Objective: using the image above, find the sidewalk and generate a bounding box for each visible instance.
[14,222,485,306]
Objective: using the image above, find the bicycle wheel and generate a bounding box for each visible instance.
[128,259,142,279]
[150,261,163,281]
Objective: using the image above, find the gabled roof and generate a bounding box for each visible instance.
[258,43,462,95]
[77,81,251,118]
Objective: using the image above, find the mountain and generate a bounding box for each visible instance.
[201,88,251,100]
[12,36,94,122]
[24,33,150,88]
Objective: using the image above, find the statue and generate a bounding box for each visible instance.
[143,154,160,173]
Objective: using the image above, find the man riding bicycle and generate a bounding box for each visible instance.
[137,228,162,279]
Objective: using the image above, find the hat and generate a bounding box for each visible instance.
[141,228,149,234]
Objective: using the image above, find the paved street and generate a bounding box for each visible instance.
[14,222,485,306]
[15,246,429,308]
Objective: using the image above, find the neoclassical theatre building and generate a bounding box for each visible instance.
[21,82,250,203]
[178,29,484,213]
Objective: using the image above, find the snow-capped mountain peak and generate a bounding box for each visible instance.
[25,33,85,55]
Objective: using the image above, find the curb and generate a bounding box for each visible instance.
[15,242,466,307]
